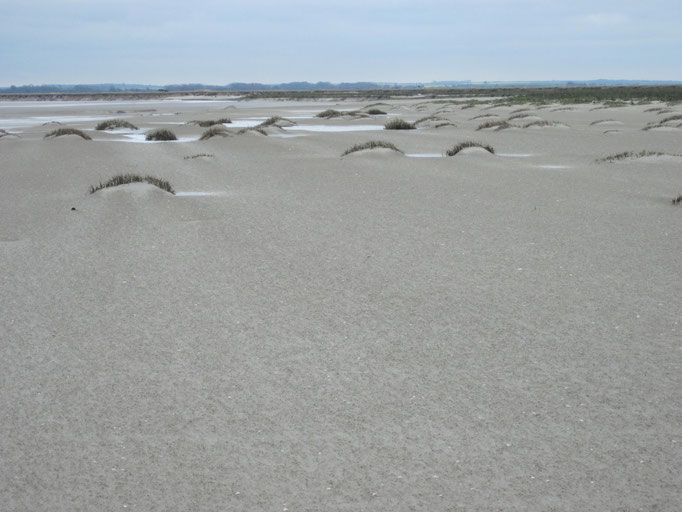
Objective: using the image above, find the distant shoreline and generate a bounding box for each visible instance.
[1,85,682,103]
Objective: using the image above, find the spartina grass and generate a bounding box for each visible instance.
[366,108,387,115]
[44,127,92,140]
[446,141,495,156]
[470,114,498,120]
[95,119,138,130]
[590,119,616,125]
[237,127,268,136]
[187,118,231,127]
[341,140,403,156]
[595,150,669,163]
[316,109,344,119]
[199,126,229,140]
[384,118,415,130]
[184,153,214,160]
[524,120,559,128]
[508,113,533,120]
[476,120,511,131]
[672,194,682,205]
[415,115,446,125]
[145,128,177,141]
[89,174,175,194]
[258,116,295,127]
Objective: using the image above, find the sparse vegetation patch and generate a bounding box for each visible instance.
[89,174,175,194]
[44,127,92,140]
[188,118,231,127]
[366,108,387,115]
[524,120,561,128]
[95,119,138,130]
[595,150,672,163]
[184,153,214,160]
[145,128,177,141]
[199,126,229,140]
[672,194,682,205]
[446,141,495,156]
[341,140,403,156]
[316,109,344,119]
[476,120,512,131]
[384,118,415,130]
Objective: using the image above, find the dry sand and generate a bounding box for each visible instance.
[1,96,681,511]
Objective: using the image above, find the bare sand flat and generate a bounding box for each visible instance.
[1,97,681,511]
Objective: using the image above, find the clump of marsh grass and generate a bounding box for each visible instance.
[643,114,682,130]
[145,128,177,141]
[524,120,559,128]
[510,108,531,114]
[184,153,214,160]
[366,108,387,115]
[476,120,512,131]
[187,118,231,127]
[95,119,138,130]
[384,118,415,130]
[415,115,446,125]
[199,126,229,140]
[590,119,616,125]
[508,113,534,120]
[446,141,495,156]
[0,129,19,139]
[435,122,456,128]
[364,102,389,109]
[258,116,295,127]
[341,140,403,156]
[672,194,682,205]
[89,174,175,194]
[595,150,667,163]
[237,127,268,136]
[550,107,574,112]
[316,109,344,119]
[470,114,498,120]
[44,127,92,140]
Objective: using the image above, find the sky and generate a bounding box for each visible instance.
[1,0,681,86]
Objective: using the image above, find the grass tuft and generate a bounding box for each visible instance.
[199,126,229,140]
[341,140,403,156]
[596,150,669,163]
[384,118,415,130]
[95,119,138,130]
[446,141,495,156]
[508,113,533,120]
[258,116,294,127]
[89,174,175,194]
[672,194,682,205]
[476,120,512,131]
[188,118,231,127]
[184,153,214,160]
[366,108,387,115]
[523,120,559,128]
[316,109,344,118]
[44,127,92,140]
[145,128,177,141]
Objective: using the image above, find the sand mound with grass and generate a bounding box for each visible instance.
[457,146,497,156]
[93,182,175,198]
[344,147,404,158]
[591,120,624,126]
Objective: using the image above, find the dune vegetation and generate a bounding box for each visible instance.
[145,129,177,141]
[384,118,415,130]
[446,141,495,156]
[95,119,138,130]
[89,174,175,194]
[44,127,92,140]
[341,140,403,156]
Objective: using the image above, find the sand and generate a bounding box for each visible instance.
[1,96,681,511]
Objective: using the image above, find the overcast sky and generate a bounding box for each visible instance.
[1,0,680,86]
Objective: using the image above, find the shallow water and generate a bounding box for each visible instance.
[176,191,227,197]
[498,153,533,157]
[536,164,571,169]
[283,125,384,132]
[96,133,197,143]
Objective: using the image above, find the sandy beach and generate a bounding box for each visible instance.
[1,96,681,511]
